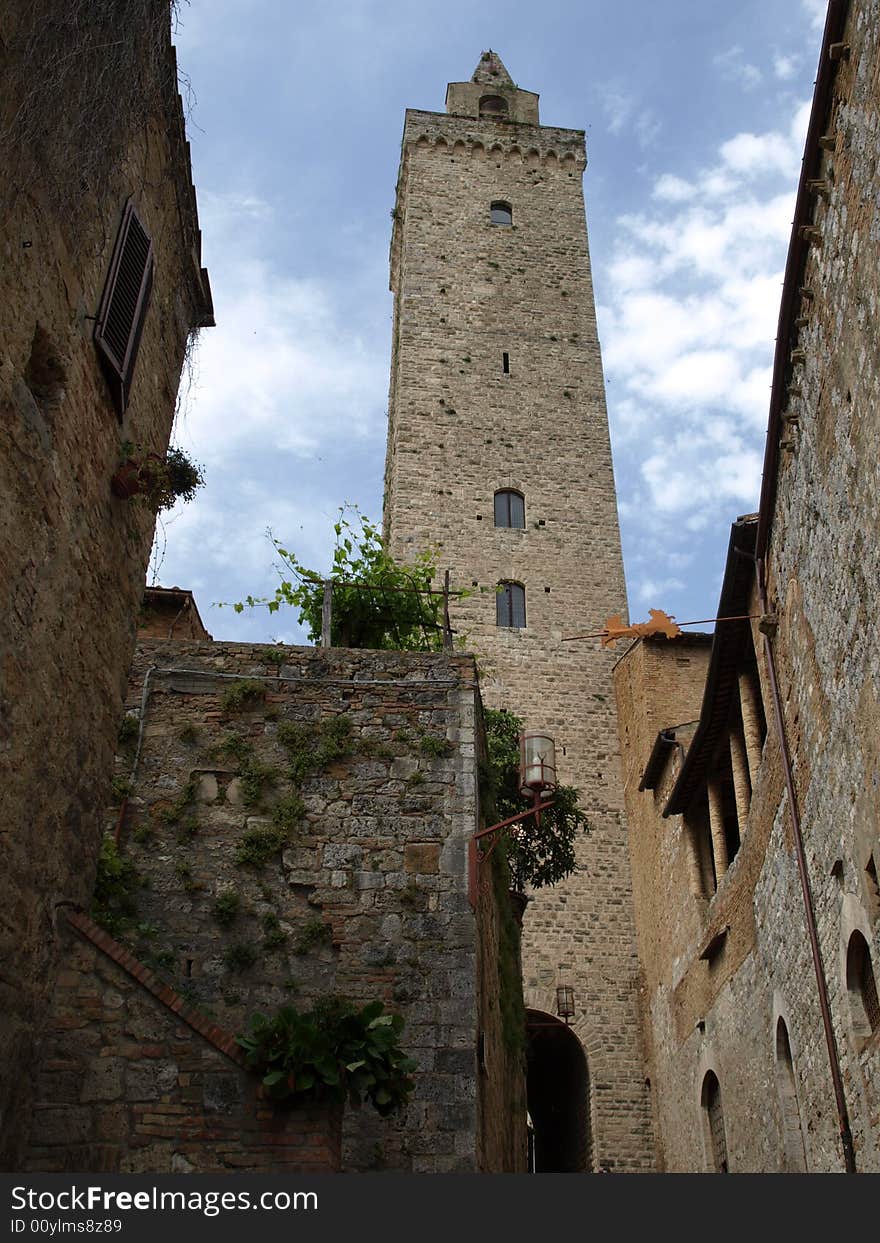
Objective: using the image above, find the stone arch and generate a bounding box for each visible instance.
[525,148,540,166]
[452,139,466,155]
[544,149,558,167]
[471,141,485,159]
[773,1013,807,1171]
[695,1044,728,1172]
[839,891,879,1044]
[561,152,576,169]
[523,985,604,1171]
[415,134,430,148]
[433,135,448,149]
[507,145,523,163]
[488,143,504,159]
[525,1008,592,1172]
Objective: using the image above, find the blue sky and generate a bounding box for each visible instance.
[157,0,828,643]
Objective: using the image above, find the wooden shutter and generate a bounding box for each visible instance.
[94,201,154,416]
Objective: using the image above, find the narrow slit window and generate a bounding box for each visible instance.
[497,582,526,628]
[94,200,154,417]
[490,200,513,226]
[502,352,510,374]
[494,490,525,528]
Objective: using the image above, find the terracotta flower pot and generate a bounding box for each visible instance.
[111,459,145,499]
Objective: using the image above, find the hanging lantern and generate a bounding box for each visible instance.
[519,732,557,797]
[556,984,575,1024]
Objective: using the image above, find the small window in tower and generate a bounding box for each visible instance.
[480,95,509,118]
[494,490,525,528]
[502,352,510,374]
[497,581,526,628]
[490,200,513,226]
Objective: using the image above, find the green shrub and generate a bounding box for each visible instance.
[221,679,266,713]
[271,793,306,832]
[236,997,416,1115]
[224,942,258,973]
[418,731,452,758]
[235,824,289,869]
[212,889,240,927]
[262,912,288,952]
[293,916,331,955]
[91,836,140,936]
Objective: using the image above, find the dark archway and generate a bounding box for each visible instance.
[526,1009,590,1172]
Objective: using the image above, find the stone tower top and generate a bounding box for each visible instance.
[445,50,540,125]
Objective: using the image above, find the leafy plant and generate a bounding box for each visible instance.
[116,442,205,511]
[235,823,289,869]
[236,997,416,1116]
[293,916,332,955]
[418,730,452,758]
[224,941,258,973]
[482,707,590,891]
[109,775,131,803]
[221,506,446,651]
[117,715,138,748]
[212,889,241,927]
[221,679,266,714]
[262,912,288,951]
[277,715,355,783]
[271,793,306,832]
[91,836,140,937]
[238,759,278,809]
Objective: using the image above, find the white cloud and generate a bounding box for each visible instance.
[601,96,810,546]
[598,81,661,148]
[801,0,827,32]
[773,53,798,80]
[713,46,763,91]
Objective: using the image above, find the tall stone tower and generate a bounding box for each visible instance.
[383,52,654,1171]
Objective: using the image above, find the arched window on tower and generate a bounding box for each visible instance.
[846,930,880,1041]
[701,1071,729,1173]
[480,95,509,118]
[497,581,526,629]
[494,489,525,528]
[490,200,513,226]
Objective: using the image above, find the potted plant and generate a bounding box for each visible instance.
[111,442,204,511]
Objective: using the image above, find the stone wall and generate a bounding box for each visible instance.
[24,913,340,1174]
[759,0,880,1171]
[25,640,523,1173]
[383,67,654,1170]
[612,0,880,1174]
[0,2,210,1166]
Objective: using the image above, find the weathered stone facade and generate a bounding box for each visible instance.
[383,54,654,1169]
[24,913,341,1174]
[0,2,212,1166]
[614,0,880,1173]
[26,640,525,1173]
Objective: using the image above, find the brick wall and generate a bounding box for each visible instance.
[0,2,210,1166]
[25,914,340,1173]
[611,1,880,1173]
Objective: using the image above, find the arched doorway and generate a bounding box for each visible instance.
[526,1009,591,1172]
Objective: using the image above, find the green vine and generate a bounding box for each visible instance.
[482,708,590,891]
[220,506,447,651]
